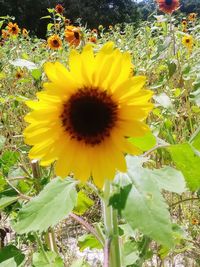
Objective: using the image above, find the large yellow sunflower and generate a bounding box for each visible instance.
[24,42,153,187]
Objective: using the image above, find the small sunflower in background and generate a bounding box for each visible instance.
[65,26,81,47]
[64,18,71,26]
[47,34,62,50]
[15,70,24,79]
[22,28,28,38]
[88,36,97,44]
[55,4,64,14]
[181,19,187,28]
[1,29,10,39]
[182,35,194,51]
[156,0,180,14]
[91,29,98,35]
[98,25,104,31]
[191,218,199,225]
[109,25,113,30]
[7,22,20,36]
[24,42,153,188]
[188,13,197,22]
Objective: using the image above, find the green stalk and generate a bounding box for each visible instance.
[34,233,51,264]
[103,180,121,267]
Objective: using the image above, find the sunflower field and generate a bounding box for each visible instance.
[0,0,200,266]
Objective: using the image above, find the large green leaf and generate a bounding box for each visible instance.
[0,245,25,266]
[0,196,19,210]
[13,178,77,233]
[32,251,64,267]
[149,166,186,194]
[122,156,174,247]
[168,143,200,191]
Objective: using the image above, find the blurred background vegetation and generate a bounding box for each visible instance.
[0,0,200,37]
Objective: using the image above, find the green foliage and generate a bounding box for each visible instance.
[0,245,25,266]
[13,178,77,233]
[109,184,132,214]
[73,191,94,215]
[122,156,186,247]
[128,132,156,151]
[32,251,64,267]
[78,234,103,251]
[0,196,18,210]
[168,143,200,191]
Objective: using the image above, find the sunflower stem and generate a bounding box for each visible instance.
[103,180,121,267]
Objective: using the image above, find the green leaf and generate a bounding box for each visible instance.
[31,69,42,81]
[0,245,25,265]
[78,234,103,251]
[40,15,51,20]
[32,251,64,267]
[0,258,17,267]
[168,143,200,191]
[71,258,90,267]
[167,61,177,78]
[109,184,132,214]
[0,196,18,210]
[128,132,156,151]
[122,156,174,247]
[190,126,200,151]
[149,166,186,194]
[47,23,54,31]
[0,135,6,150]
[73,191,94,215]
[13,178,77,233]
[122,241,139,266]
[0,21,4,30]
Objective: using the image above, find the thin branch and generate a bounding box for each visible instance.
[170,197,199,208]
[143,143,170,157]
[103,238,111,267]
[69,213,103,245]
[5,178,31,201]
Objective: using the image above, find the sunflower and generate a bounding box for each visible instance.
[64,18,71,25]
[65,26,81,47]
[182,35,194,51]
[55,4,64,14]
[47,35,62,50]
[88,36,97,43]
[22,28,28,37]
[1,29,10,39]
[156,0,180,14]
[188,13,197,22]
[7,22,20,36]
[92,29,98,34]
[191,218,199,225]
[16,70,24,79]
[24,42,153,188]
[181,20,187,27]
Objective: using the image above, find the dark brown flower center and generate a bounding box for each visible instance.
[165,0,172,5]
[186,38,190,43]
[53,39,59,46]
[61,88,118,145]
[74,32,80,39]
[12,27,16,31]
